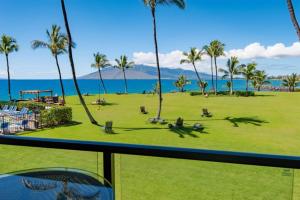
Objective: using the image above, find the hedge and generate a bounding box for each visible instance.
[40,106,72,127]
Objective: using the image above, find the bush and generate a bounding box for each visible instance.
[40,106,72,127]
[190,91,202,96]
[234,91,255,97]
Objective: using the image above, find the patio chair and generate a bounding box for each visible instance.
[0,122,9,134]
[140,106,148,114]
[201,108,212,117]
[104,121,113,134]
[21,120,29,130]
[1,105,8,112]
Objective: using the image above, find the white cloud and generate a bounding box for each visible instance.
[227,42,300,59]
[133,42,300,73]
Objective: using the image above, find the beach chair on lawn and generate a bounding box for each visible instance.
[201,108,212,117]
[104,121,113,134]
[140,106,148,114]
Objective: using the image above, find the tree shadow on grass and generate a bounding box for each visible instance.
[169,125,208,138]
[224,116,268,127]
[18,121,83,135]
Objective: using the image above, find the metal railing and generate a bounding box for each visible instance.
[0,135,300,195]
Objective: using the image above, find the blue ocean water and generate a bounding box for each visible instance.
[0,79,282,101]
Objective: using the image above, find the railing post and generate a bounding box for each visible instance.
[103,152,115,192]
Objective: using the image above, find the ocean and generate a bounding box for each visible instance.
[0,79,282,101]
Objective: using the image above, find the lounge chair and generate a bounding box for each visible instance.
[1,105,8,112]
[201,108,212,117]
[104,121,113,134]
[193,123,204,131]
[0,122,9,134]
[168,117,184,129]
[140,106,148,114]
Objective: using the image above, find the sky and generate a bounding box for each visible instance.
[0,0,300,79]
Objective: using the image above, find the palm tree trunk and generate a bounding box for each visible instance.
[192,62,201,85]
[55,55,66,104]
[61,0,97,125]
[151,8,163,120]
[5,54,11,101]
[246,78,249,95]
[230,74,233,95]
[210,57,215,93]
[123,69,128,94]
[287,0,300,40]
[214,57,218,94]
[98,69,107,94]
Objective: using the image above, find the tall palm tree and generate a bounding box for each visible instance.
[60,0,97,125]
[115,55,134,94]
[32,25,68,103]
[0,35,18,101]
[287,0,300,41]
[91,53,110,94]
[174,75,190,92]
[143,0,185,120]
[219,56,240,95]
[211,40,225,94]
[203,45,215,93]
[180,47,203,85]
[239,62,257,95]
[252,70,270,91]
[282,73,299,92]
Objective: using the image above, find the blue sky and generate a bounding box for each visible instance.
[0,0,299,79]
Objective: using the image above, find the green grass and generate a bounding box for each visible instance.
[1,92,300,199]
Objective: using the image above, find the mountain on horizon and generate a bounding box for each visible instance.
[79,65,213,80]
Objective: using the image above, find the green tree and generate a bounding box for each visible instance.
[203,45,215,93]
[287,0,300,40]
[115,55,134,94]
[282,73,299,92]
[174,75,190,92]
[180,47,203,85]
[225,81,232,93]
[0,35,18,101]
[32,25,68,103]
[239,62,257,95]
[219,56,240,95]
[252,70,270,91]
[91,53,110,94]
[143,0,185,120]
[211,40,225,94]
[198,80,208,95]
[60,0,97,124]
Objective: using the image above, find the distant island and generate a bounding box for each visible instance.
[79,65,214,80]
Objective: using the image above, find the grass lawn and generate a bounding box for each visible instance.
[0,92,299,199]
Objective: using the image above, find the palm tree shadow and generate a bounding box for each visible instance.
[224,116,268,127]
[169,125,208,138]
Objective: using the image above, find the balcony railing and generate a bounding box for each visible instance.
[0,135,299,199]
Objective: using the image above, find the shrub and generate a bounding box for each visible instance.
[234,91,255,97]
[40,106,72,127]
[190,91,202,96]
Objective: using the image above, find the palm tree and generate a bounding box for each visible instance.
[91,53,110,94]
[287,0,300,41]
[219,56,240,95]
[211,40,225,94]
[225,81,232,93]
[143,0,185,120]
[0,35,18,101]
[203,45,215,93]
[174,75,190,92]
[252,70,270,91]
[198,80,208,95]
[60,0,97,125]
[115,55,134,94]
[32,25,68,103]
[282,73,299,92]
[239,62,257,95]
[180,47,203,85]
